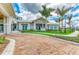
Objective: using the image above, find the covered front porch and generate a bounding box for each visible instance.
[0,11,10,34]
[0,4,16,34]
[32,17,48,31]
[34,23,47,31]
[0,13,4,33]
[0,15,16,34]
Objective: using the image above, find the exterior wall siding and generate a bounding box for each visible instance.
[18,23,32,30]
[48,25,59,30]
[17,19,59,31]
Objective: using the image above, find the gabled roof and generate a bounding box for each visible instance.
[17,17,48,23]
[32,17,49,22]
[17,16,59,25]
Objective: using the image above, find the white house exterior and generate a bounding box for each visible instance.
[0,3,59,34]
[0,4,17,34]
[17,17,59,31]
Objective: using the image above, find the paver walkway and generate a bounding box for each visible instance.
[5,34,79,55]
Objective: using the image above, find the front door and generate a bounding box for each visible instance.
[36,24,42,30]
[36,24,45,30]
[22,24,27,30]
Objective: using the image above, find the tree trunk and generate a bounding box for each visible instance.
[62,20,64,32]
[64,19,66,33]
[59,22,61,31]
[59,20,61,31]
[69,20,72,32]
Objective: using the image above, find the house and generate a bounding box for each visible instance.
[0,3,16,34]
[17,17,59,31]
[47,22,59,30]
[0,3,59,35]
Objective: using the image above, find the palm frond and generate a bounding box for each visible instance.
[56,6,70,17]
[39,5,54,18]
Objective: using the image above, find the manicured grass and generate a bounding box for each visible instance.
[21,29,79,43]
[0,36,6,44]
[21,28,73,35]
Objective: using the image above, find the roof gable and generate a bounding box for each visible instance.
[32,17,49,23]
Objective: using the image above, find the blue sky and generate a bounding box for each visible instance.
[12,3,41,14]
[12,3,79,21]
[12,3,20,13]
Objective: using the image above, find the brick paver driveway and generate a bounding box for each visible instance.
[5,34,79,55]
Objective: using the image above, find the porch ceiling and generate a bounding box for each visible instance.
[0,12,4,19]
[0,3,15,17]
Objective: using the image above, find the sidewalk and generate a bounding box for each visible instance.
[65,31,79,37]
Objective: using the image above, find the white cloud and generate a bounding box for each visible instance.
[72,9,79,14]
[72,16,79,20]
[16,9,42,21]
[15,3,42,21]
[51,12,58,16]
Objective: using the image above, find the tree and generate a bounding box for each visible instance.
[39,4,54,18]
[39,4,54,30]
[55,17,62,31]
[55,6,70,32]
[67,14,73,32]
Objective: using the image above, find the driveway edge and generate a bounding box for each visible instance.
[1,38,15,55]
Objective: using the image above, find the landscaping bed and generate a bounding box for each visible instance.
[53,36,79,43]
[0,36,9,54]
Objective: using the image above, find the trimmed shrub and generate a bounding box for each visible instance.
[0,36,6,44]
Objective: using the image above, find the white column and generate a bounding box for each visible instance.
[4,17,12,34]
[33,23,36,30]
[4,17,7,34]
[45,23,48,30]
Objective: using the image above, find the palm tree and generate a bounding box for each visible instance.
[39,4,54,18]
[39,4,54,30]
[67,14,73,32]
[55,17,62,31]
[55,6,70,32]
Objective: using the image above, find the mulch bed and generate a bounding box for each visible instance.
[0,40,9,54]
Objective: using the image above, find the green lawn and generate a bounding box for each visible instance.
[21,28,73,36]
[21,29,79,43]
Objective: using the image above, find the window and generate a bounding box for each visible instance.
[49,25,57,30]
[0,24,4,32]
